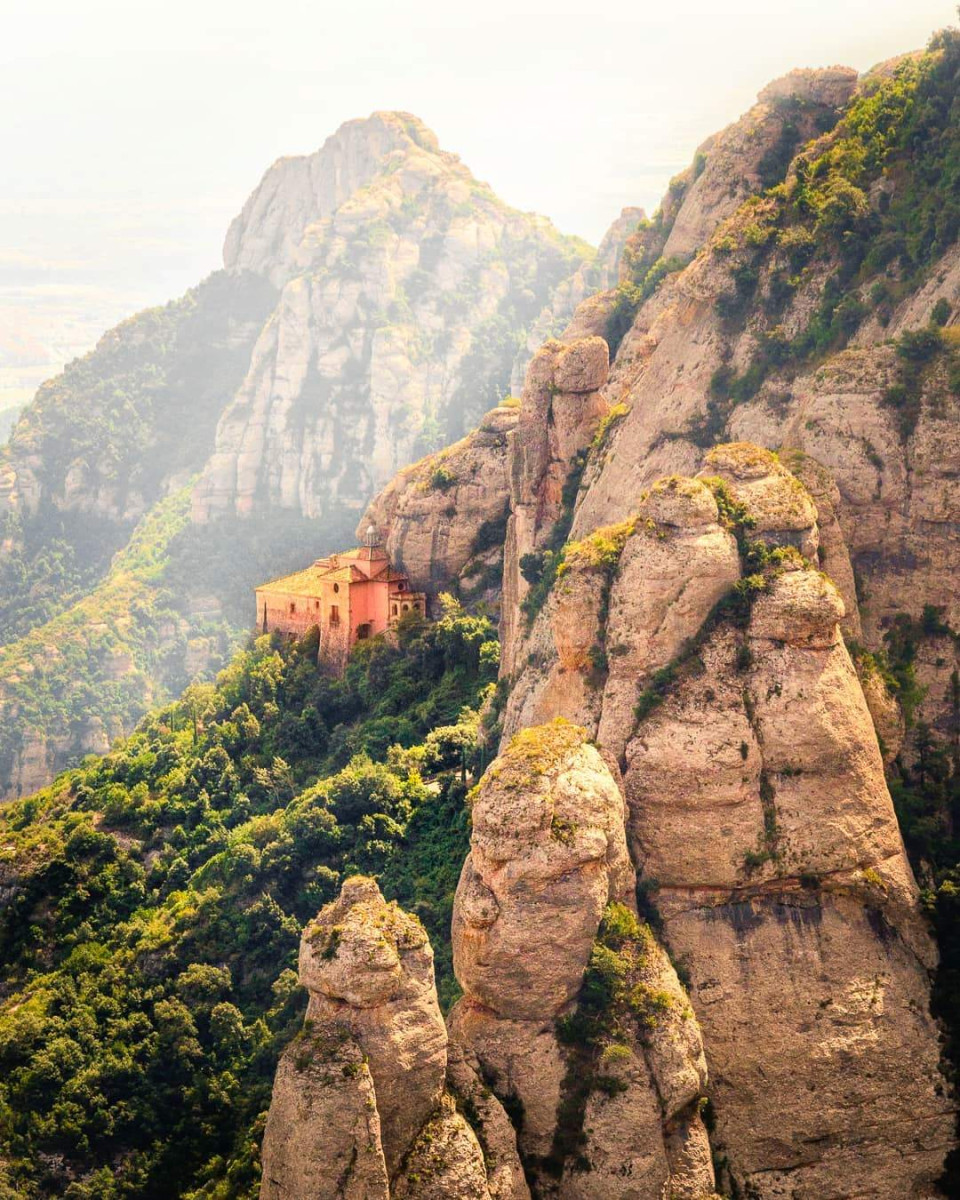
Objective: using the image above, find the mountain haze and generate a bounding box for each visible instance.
[2,22,960,1200]
[0,112,592,799]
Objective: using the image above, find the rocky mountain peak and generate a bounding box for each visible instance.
[194,112,592,527]
[756,64,858,107]
[223,110,452,287]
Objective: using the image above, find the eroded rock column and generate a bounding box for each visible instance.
[260,876,528,1199]
[449,718,717,1198]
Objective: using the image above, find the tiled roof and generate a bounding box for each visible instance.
[257,556,402,596]
[255,564,335,596]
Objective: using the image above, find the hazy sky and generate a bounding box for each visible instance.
[1,0,955,358]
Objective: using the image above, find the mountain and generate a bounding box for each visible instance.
[192,112,593,522]
[360,37,960,1196]
[3,21,960,1200]
[0,112,593,800]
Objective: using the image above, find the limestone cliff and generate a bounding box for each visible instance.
[358,401,518,608]
[449,719,717,1199]
[260,876,528,1200]
[493,449,954,1196]
[193,112,591,527]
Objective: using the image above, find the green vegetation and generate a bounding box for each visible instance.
[605,255,690,357]
[0,491,354,797]
[874,605,960,1190]
[0,597,497,1197]
[558,520,635,580]
[697,24,960,442]
[430,463,457,491]
[756,95,839,192]
[0,271,277,646]
[546,902,675,1178]
[3,272,276,509]
[519,451,588,625]
[482,718,588,796]
[0,508,129,645]
[470,508,509,556]
[590,402,630,457]
[881,324,957,439]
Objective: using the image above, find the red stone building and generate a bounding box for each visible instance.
[254,526,426,672]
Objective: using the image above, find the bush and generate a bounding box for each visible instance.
[897,325,943,363]
[431,464,457,491]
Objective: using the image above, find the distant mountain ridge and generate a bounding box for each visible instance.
[0,112,595,799]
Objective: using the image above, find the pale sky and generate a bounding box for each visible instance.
[0,0,955,370]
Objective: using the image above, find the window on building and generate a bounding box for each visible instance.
[330,605,340,625]
[289,602,296,615]
[356,623,371,640]
[402,603,410,612]
[333,582,340,593]
[315,600,320,610]
[392,604,398,616]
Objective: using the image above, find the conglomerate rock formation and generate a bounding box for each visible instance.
[192,112,590,527]
[492,447,954,1195]
[326,52,960,1198]
[358,400,519,609]
[448,719,717,1199]
[260,876,529,1200]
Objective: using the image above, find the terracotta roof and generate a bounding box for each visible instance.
[256,565,331,596]
[257,557,406,596]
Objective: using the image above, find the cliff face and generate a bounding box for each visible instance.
[553,57,960,742]
[358,401,518,608]
[260,876,529,1200]
[659,67,858,262]
[449,719,716,1198]
[266,731,717,1199]
[490,450,953,1196]
[0,271,275,535]
[193,111,590,527]
[349,47,960,1196]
